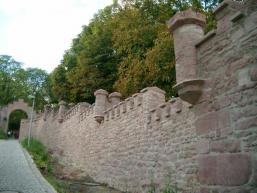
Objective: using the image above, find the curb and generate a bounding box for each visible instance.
[21,146,57,193]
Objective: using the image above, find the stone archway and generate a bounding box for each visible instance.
[8,109,28,139]
[0,99,32,133]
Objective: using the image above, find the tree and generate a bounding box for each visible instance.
[0,55,23,106]
[25,68,51,110]
[51,4,120,103]
[50,0,221,102]
[0,55,51,110]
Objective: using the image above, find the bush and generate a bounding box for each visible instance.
[0,129,7,139]
[21,138,52,174]
[21,138,68,192]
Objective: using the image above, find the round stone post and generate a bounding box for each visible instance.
[167,9,206,104]
[94,89,109,123]
[43,104,51,121]
[109,92,122,106]
[58,101,67,123]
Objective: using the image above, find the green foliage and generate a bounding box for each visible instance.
[0,55,52,111]
[0,128,7,139]
[50,0,220,101]
[8,110,28,131]
[21,138,68,192]
[50,5,120,103]
[21,138,52,173]
[162,183,180,193]
[0,55,23,106]
[45,175,69,193]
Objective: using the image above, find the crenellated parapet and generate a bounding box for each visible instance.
[79,104,95,123]
[103,93,143,123]
[18,1,257,193]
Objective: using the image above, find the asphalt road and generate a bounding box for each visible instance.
[0,140,56,193]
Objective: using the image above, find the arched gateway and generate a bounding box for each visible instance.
[0,99,32,132]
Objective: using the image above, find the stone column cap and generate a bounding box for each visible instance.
[94,89,109,96]
[78,102,90,106]
[167,9,206,32]
[58,100,67,106]
[68,103,75,107]
[140,87,166,95]
[109,92,122,98]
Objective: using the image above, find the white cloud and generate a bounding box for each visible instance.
[0,0,113,72]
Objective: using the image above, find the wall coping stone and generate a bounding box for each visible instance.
[213,0,229,15]
[109,92,122,98]
[140,87,166,94]
[167,8,206,32]
[94,89,109,96]
[195,30,216,48]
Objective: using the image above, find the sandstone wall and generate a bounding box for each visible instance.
[19,1,257,193]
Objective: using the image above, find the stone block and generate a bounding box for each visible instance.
[218,110,231,129]
[196,112,218,135]
[197,139,210,154]
[196,110,231,136]
[250,67,257,81]
[235,116,257,130]
[210,139,241,153]
[199,153,252,186]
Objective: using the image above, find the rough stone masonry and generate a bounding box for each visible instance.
[18,0,257,192]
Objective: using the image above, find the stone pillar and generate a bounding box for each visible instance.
[68,103,75,108]
[57,101,67,123]
[109,92,122,106]
[78,102,90,113]
[94,89,109,123]
[43,104,51,121]
[140,87,166,112]
[167,9,206,104]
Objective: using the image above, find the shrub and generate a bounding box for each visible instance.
[21,138,52,174]
[21,138,68,192]
[0,128,7,139]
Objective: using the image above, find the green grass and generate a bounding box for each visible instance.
[21,138,68,192]
[21,138,52,173]
[0,128,7,139]
[147,181,181,193]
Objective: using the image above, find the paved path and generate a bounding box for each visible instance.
[0,140,56,193]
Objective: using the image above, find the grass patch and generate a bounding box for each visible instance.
[147,180,181,193]
[0,128,7,139]
[21,138,68,192]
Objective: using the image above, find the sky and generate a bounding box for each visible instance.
[0,0,113,73]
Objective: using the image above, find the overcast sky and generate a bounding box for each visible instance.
[0,0,113,73]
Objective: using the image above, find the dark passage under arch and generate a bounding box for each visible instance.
[8,110,28,139]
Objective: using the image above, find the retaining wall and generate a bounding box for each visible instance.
[20,1,257,192]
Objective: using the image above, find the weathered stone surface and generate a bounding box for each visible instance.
[17,2,257,193]
[250,67,257,81]
[199,153,252,186]
[235,116,257,130]
[210,139,241,153]
[197,139,210,154]
[195,110,231,136]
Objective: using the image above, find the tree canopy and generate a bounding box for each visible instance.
[50,0,221,103]
[0,55,51,110]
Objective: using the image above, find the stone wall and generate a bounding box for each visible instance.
[0,99,32,132]
[19,1,257,192]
